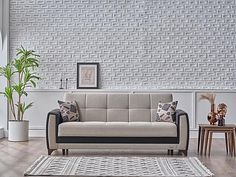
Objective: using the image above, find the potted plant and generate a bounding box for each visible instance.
[0,46,40,141]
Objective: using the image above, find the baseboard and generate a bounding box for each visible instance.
[3,129,46,138]
[0,128,4,139]
[29,129,46,137]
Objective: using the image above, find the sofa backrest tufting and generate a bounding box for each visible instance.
[64,93,172,122]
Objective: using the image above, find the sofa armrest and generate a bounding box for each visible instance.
[174,109,190,155]
[46,109,63,154]
[47,109,63,124]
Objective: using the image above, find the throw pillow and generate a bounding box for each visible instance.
[58,100,80,122]
[156,101,178,122]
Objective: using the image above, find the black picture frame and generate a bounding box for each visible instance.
[77,63,99,89]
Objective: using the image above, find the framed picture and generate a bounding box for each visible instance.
[77,63,99,89]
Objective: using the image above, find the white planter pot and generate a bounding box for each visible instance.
[8,120,29,141]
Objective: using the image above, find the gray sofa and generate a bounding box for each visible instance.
[46,92,189,156]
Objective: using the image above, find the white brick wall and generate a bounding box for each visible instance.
[9,0,236,89]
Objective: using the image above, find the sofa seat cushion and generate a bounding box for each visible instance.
[58,122,177,137]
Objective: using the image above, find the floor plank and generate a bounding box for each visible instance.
[0,138,235,177]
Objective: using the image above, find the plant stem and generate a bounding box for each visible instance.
[17,72,21,121]
[8,80,16,120]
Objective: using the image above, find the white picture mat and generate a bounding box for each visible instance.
[78,64,97,87]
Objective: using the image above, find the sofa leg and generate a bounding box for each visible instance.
[48,149,55,155]
[62,149,69,155]
[178,150,188,156]
[167,149,173,155]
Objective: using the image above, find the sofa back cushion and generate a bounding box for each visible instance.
[86,94,107,121]
[64,93,172,122]
[107,94,129,122]
[129,94,150,122]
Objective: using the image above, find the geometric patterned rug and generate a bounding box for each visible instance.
[24,155,214,176]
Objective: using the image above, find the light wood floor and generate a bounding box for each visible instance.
[0,138,235,177]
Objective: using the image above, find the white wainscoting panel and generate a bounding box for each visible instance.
[23,91,65,130]
[5,89,234,138]
[173,92,194,129]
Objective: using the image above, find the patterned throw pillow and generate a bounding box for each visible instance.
[58,100,80,122]
[156,101,178,122]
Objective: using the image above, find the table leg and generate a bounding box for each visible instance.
[198,126,201,154]
[230,131,233,156]
[228,131,232,156]
[232,129,236,157]
[225,132,228,154]
[208,131,213,156]
[200,128,205,155]
[204,129,209,156]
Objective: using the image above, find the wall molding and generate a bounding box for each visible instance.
[25,88,236,93]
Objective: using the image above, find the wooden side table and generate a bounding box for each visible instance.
[197,124,236,156]
[207,129,235,156]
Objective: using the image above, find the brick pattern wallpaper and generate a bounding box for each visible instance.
[9,0,236,89]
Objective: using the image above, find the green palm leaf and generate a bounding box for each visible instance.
[0,46,40,120]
